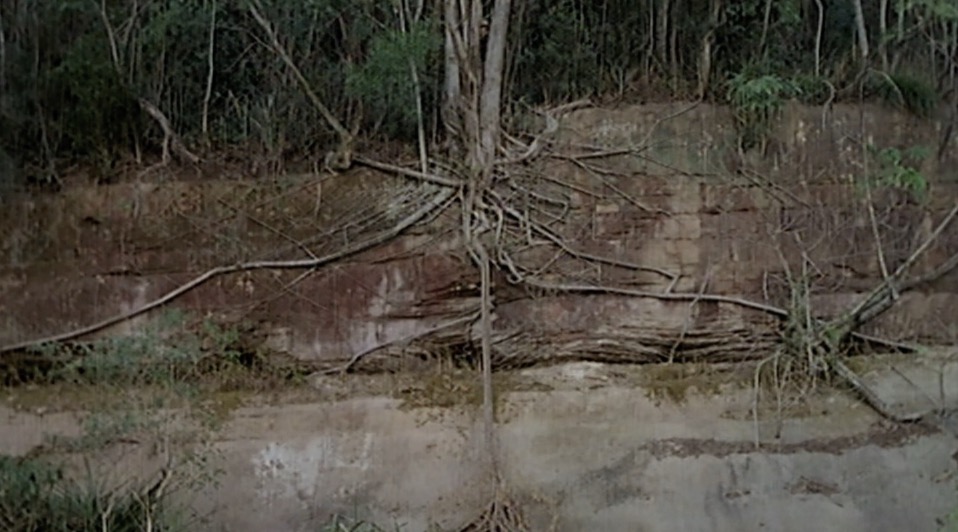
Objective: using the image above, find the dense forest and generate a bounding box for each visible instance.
[0,0,956,186]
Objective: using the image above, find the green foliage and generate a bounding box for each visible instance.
[865,144,931,200]
[0,454,195,531]
[869,72,939,118]
[727,71,800,150]
[941,475,958,532]
[41,29,140,161]
[942,499,958,532]
[791,74,833,105]
[346,21,442,138]
[2,0,958,172]
[510,0,606,102]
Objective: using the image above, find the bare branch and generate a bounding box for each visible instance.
[354,156,464,187]
[832,201,958,335]
[247,0,353,162]
[138,98,200,166]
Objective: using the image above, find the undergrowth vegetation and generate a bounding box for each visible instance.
[0,455,198,532]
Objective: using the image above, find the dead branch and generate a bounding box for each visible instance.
[508,276,915,353]
[354,156,464,187]
[0,188,455,355]
[522,278,788,316]
[637,101,701,149]
[498,105,560,165]
[832,358,924,422]
[828,201,958,340]
[322,311,480,374]
[739,168,811,208]
[904,250,958,289]
[138,99,200,166]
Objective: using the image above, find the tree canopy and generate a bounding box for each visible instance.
[1,0,956,185]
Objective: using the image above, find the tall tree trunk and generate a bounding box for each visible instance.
[669,0,680,86]
[814,0,824,76]
[851,0,870,61]
[477,0,511,180]
[697,0,724,99]
[759,0,773,62]
[442,0,462,147]
[445,0,512,181]
[644,2,655,78]
[878,0,889,69]
[657,0,670,76]
[441,0,514,489]
[891,0,905,69]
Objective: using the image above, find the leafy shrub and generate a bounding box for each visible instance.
[49,309,204,387]
[2,310,232,530]
[0,455,185,532]
[791,73,833,105]
[869,71,939,118]
[727,71,800,150]
[865,144,930,201]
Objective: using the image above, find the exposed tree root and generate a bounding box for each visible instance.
[458,489,530,532]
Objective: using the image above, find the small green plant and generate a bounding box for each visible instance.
[727,72,801,151]
[863,144,930,201]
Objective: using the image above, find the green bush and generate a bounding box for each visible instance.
[727,71,800,150]
[941,481,958,532]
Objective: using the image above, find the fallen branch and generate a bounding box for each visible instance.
[832,358,924,422]
[321,311,479,374]
[828,201,958,341]
[354,156,464,187]
[0,188,455,355]
[138,98,200,166]
[557,154,666,214]
[515,278,918,353]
